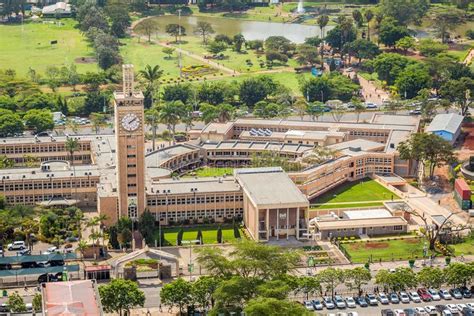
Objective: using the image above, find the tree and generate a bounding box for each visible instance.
[217,225,223,243]
[192,276,220,311]
[140,64,163,108]
[239,77,271,106]
[177,228,184,246]
[372,53,412,85]
[417,39,448,57]
[233,34,245,52]
[266,50,289,65]
[306,102,326,121]
[398,133,455,180]
[208,40,227,55]
[430,9,465,43]
[439,77,473,116]
[145,107,160,151]
[378,17,410,48]
[444,263,473,288]
[317,14,329,38]
[106,3,131,38]
[264,36,294,55]
[345,267,371,295]
[304,36,322,47]
[99,279,145,316]
[318,268,345,298]
[158,101,185,140]
[135,19,160,43]
[346,39,380,63]
[138,210,155,245]
[160,278,192,315]
[108,226,120,249]
[380,0,430,25]
[296,44,320,66]
[194,21,215,44]
[90,112,107,134]
[376,267,417,292]
[325,19,357,54]
[0,110,24,137]
[364,9,374,41]
[352,9,363,27]
[162,47,175,59]
[7,292,27,312]
[23,109,54,133]
[162,84,193,104]
[245,297,311,316]
[417,267,445,289]
[32,293,42,312]
[395,63,432,99]
[395,36,415,55]
[166,24,186,42]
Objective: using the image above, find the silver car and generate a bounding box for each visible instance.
[345,297,356,308]
[334,295,347,309]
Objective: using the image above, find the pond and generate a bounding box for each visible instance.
[149,15,329,43]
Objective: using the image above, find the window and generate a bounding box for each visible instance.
[394,225,403,231]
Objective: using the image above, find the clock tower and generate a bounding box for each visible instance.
[114,64,146,220]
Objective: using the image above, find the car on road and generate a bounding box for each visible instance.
[428,289,441,301]
[304,300,314,310]
[451,289,463,299]
[390,292,400,303]
[394,310,406,316]
[312,299,323,310]
[400,292,410,303]
[355,296,368,307]
[365,102,378,109]
[379,293,390,304]
[446,304,460,314]
[440,290,453,300]
[366,293,378,306]
[323,296,335,309]
[415,307,428,315]
[409,292,422,303]
[345,297,356,308]
[334,295,346,309]
[418,289,433,302]
[47,246,58,253]
[17,249,31,256]
[7,241,25,251]
[461,287,472,298]
[424,306,437,315]
[409,109,422,115]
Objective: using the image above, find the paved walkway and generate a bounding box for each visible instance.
[463,48,474,65]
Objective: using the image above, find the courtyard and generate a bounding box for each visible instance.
[153,224,246,246]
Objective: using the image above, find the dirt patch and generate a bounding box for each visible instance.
[364,242,389,249]
[404,238,421,244]
[75,57,96,64]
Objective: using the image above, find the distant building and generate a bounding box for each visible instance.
[426,113,463,144]
[42,2,72,17]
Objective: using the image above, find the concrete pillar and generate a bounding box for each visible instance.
[266,208,270,241]
[296,207,300,240]
[276,209,279,241]
[286,208,289,240]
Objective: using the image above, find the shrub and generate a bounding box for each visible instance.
[466,30,474,40]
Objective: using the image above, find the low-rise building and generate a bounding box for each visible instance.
[426,113,463,144]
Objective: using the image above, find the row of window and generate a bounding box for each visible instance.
[5,193,97,204]
[0,143,91,154]
[147,194,244,206]
[0,179,99,191]
[11,155,91,164]
[333,225,404,232]
[155,208,244,220]
[348,131,388,137]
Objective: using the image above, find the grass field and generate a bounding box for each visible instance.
[0,19,97,75]
[153,225,244,245]
[451,235,474,256]
[340,238,427,263]
[191,167,234,177]
[310,178,400,209]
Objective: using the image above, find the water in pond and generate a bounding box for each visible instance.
[150,15,329,43]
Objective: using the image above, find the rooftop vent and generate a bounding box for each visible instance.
[349,146,361,152]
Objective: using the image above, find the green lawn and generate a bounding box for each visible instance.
[0,19,97,76]
[451,235,474,256]
[153,225,244,245]
[310,178,400,209]
[190,167,234,177]
[340,238,428,263]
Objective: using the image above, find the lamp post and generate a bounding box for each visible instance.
[177,9,182,78]
[181,239,199,281]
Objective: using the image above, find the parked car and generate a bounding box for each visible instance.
[312,299,323,310]
[36,261,50,268]
[457,304,468,312]
[450,289,463,299]
[400,292,410,303]
[428,289,441,301]
[414,307,428,315]
[409,292,422,303]
[394,310,406,316]
[334,295,347,309]
[466,303,474,310]
[355,296,368,307]
[409,109,422,115]
[424,306,437,315]
[366,293,378,306]
[345,297,356,308]
[7,241,25,251]
[436,305,448,312]
[324,296,335,309]
[460,287,472,298]
[47,246,58,253]
[390,292,400,304]
[446,304,460,314]
[461,307,474,316]
[404,308,416,316]
[379,293,390,305]
[418,289,433,302]
[304,300,314,311]
[365,102,378,109]
[17,249,31,256]
[382,309,395,316]
[440,290,453,300]
[0,304,8,312]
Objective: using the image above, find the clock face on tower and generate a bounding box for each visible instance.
[121,113,140,132]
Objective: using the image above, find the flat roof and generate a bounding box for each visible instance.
[240,130,345,141]
[149,177,241,195]
[0,164,101,181]
[201,140,314,154]
[201,121,234,135]
[43,280,101,316]
[235,167,308,208]
[315,217,407,230]
[328,139,385,152]
[426,113,463,134]
[342,209,392,220]
[145,144,199,168]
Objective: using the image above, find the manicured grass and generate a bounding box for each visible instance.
[0,19,97,76]
[192,167,234,177]
[311,178,400,206]
[153,225,244,245]
[310,201,385,210]
[451,235,474,256]
[340,238,427,263]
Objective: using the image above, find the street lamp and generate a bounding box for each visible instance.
[181,239,200,281]
[177,9,182,78]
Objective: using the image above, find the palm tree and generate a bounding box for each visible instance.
[353,101,365,122]
[158,101,183,143]
[73,210,85,241]
[139,65,164,105]
[364,9,374,41]
[216,103,235,123]
[65,137,80,201]
[317,14,329,39]
[76,240,88,265]
[145,107,160,151]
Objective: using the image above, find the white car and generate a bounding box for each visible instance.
[312,300,323,310]
[345,297,356,308]
[415,307,428,315]
[399,292,410,303]
[467,303,474,309]
[378,293,390,304]
[334,295,346,309]
[7,241,25,251]
[446,304,459,314]
[428,289,441,301]
[394,310,407,316]
[424,306,437,314]
[409,292,422,303]
[47,246,58,253]
[365,102,378,109]
[304,300,314,311]
[440,289,453,300]
[323,296,335,309]
[456,304,468,311]
[347,313,358,316]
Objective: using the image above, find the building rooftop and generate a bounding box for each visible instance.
[314,216,407,230]
[235,167,309,208]
[0,163,100,181]
[201,140,314,154]
[149,177,241,195]
[426,113,464,134]
[328,139,385,152]
[145,144,200,168]
[240,129,345,142]
[342,209,392,220]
